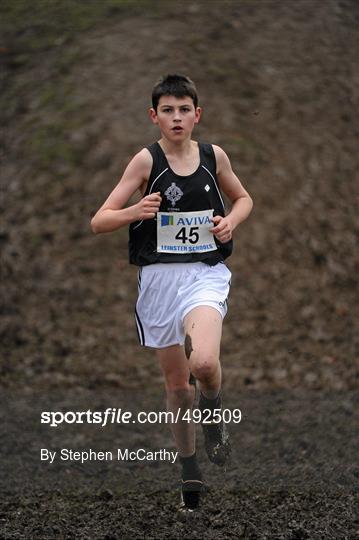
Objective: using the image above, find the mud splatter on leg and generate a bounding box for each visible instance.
[184,333,193,360]
[188,372,196,385]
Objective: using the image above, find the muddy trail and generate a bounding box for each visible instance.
[1,1,358,538]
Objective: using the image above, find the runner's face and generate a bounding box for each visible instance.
[150,96,201,141]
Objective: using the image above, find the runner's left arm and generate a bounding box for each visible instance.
[210,145,253,243]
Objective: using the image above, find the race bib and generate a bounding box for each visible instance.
[157,210,217,254]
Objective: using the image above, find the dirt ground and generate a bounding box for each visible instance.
[1,0,358,538]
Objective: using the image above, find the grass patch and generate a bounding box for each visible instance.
[29,124,77,168]
[230,135,262,151]
[0,0,149,54]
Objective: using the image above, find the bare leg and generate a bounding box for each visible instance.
[156,344,196,457]
[183,306,223,399]
[183,306,230,466]
[157,345,203,510]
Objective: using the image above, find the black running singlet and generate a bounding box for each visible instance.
[128,142,233,266]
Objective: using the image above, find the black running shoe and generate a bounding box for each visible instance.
[202,419,231,466]
[179,479,203,512]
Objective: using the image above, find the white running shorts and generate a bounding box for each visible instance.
[135,261,231,348]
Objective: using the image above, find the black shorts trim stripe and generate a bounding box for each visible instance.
[135,308,145,346]
[138,268,142,291]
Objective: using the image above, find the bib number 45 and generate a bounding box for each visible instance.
[175,226,199,244]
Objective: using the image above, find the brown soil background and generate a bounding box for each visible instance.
[1,1,358,538]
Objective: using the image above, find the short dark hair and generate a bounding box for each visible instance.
[152,74,198,111]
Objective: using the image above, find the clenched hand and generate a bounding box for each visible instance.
[135,192,162,220]
[210,215,233,243]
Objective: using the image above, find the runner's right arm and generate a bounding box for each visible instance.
[91,149,161,234]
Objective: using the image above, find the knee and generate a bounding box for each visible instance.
[191,354,219,381]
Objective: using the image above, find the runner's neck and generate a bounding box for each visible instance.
[159,139,198,159]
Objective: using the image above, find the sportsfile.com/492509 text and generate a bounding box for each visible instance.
[40,408,242,427]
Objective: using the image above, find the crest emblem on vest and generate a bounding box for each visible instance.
[164,182,183,207]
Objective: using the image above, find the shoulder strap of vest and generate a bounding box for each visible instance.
[146,142,168,189]
[200,142,217,176]
[200,143,225,211]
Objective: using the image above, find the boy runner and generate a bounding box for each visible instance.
[91,74,253,511]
